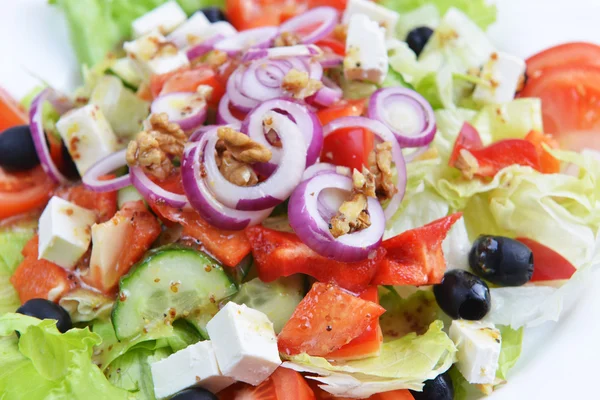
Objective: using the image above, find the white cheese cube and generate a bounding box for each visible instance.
[124,32,190,79]
[167,12,211,48]
[449,320,502,384]
[38,196,96,270]
[56,105,119,175]
[151,341,234,399]
[473,51,527,104]
[132,0,187,38]
[344,14,388,84]
[206,303,281,386]
[342,0,399,37]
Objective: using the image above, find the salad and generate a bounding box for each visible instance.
[1,0,599,399]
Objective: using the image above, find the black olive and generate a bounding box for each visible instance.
[0,125,39,171]
[406,26,434,57]
[410,371,454,400]
[171,388,218,400]
[469,235,534,287]
[16,298,72,333]
[60,140,80,179]
[200,7,228,23]
[434,270,491,320]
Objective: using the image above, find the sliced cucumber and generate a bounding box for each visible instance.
[112,246,237,340]
[186,303,219,340]
[117,186,145,209]
[227,254,254,287]
[229,276,305,333]
[109,58,142,90]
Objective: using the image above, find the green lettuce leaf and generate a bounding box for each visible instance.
[0,314,130,399]
[496,325,523,381]
[448,366,482,400]
[284,321,456,397]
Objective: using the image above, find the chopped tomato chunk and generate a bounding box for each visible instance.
[516,237,577,282]
[448,122,483,166]
[246,226,385,292]
[226,0,308,31]
[156,66,225,107]
[0,166,56,220]
[55,178,117,223]
[317,99,365,126]
[0,87,28,131]
[321,127,374,171]
[278,282,385,356]
[372,213,462,286]
[219,367,314,400]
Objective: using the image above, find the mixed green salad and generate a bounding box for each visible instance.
[0,0,599,400]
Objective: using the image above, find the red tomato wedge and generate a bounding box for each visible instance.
[325,286,383,360]
[11,235,79,303]
[321,127,374,171]
[524,130,561,173]
[516,237,577,282]
[226,0,308,31]
[317,99,365,126]
[448,122,483,166]
[0,166,56,220]
[0,87,28,131]
[158,66,226,107]
[278,282,386,356]
[525,42,600,80]
[246,226,385,292]
[55,179,118,223]
[372,213,462,286]
[219,368,315,400]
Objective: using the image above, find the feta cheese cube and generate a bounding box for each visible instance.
[206,303,281,385]
[343,0,399,37]
[197,21,238,44]
[38,196,96,269]
[167,12,211,48]
[473,51,527,104]
[449,320,502,384]
[124,32,190,79]
[151,341,234,399]
[344,14,388,84]
[132,0,187,38]
[56,104,119,175]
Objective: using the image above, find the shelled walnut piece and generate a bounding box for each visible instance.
[282,69,323,99]
[126,113,186,180]
[368,141,397,201]
[215,127,272,186]
[329,168,376,238]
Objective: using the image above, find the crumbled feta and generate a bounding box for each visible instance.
[342,0,400,37]
[344,14,388,84]
[473,51,527,104]
[132,0,187,38]
[206,303,281,386]
[38,196,96,270]
[124,32,190,80]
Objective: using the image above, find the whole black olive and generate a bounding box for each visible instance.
[469,235,534,286]
[171,388,218,400]
[406,26,434,56]
[410,371,454,400]
[0,125,39,171]
[16,298,72,333]
[200,7,228,23]
[434,270,491,320]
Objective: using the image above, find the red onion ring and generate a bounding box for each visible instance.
[82,149,131,192]
[217,94,244,125]
[318,52,344,68]
[323,116,407,220]
[368,87,437,148]
[189,122,241,142]
[288,172,385,262]
[240,98,323,172]
[185,34,224,61]
[215,26,278,55]
[130,166,188,209]
[181,140,272,230]
[151,92,208,132]
[242,44,321,62]
[29,88,72,184]
[308,76,342,107]
[302,163,350,181]
[279,7,339,44]
[204,112,307,211]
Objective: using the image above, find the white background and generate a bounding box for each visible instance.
[1,0,600,398]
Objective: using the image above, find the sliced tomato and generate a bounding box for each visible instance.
[317,99,365,126]
[150,67,190,98]
[226,0,308,30]
[55,179,117,223]
[525,42,600,80]
[315,37,346,56]
[219,379,277,400]
[308,0,347,11]
[448,122,483,166]
[246,226,385,292]
[0,166,56,220]
[0,87,28,132]
[524,130,561,174]
[372,213,462,286]
[516,237,577,282]
[278,282,385,356]
[519,66,600,150]
[219,368,314,400]
[11,235,79,303]
[321,126,374,171]
[325,286,383,360]
[157,66,225,107]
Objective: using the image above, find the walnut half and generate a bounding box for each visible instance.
[329,169,375,238]
[368,141,398,202]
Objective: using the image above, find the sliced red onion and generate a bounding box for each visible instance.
[279,6,339,44]
[242,45,321,62]
[318,52,344,68]
[181,141,272,230]
[288,172,385,262]
[204,112,307,210]
[217,94,244,125]
[214,26,278,55]
[151,92,208,132]
[29,88,72,184]
[241,98,323,172]
[226,66,258,112]
[302,163,350,181]
[309,77,342,107]
[189,123,241,142]
[368,87,437,148]
[185,34,224,61]
[82,149,131,192]
[130,166,188,209]
[323,116,406,219]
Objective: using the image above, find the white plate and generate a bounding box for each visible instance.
[1,0,599,399]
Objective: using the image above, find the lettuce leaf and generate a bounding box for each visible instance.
[496,325,523,381]
[379,290,443,341]
[283,321,456,397]
[0,314,129,399]
[59,289,114,323]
